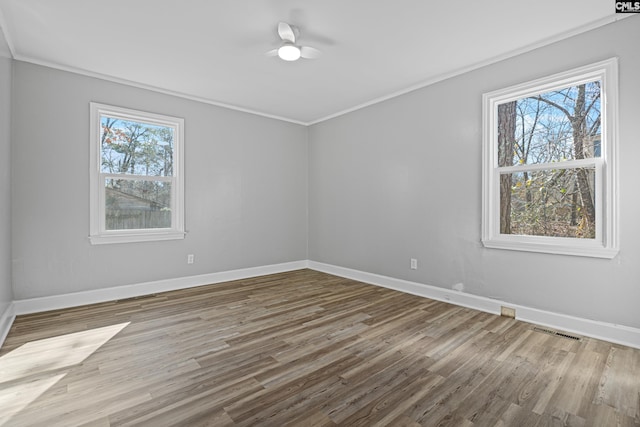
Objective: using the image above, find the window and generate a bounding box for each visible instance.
[90,103,185,244]
[482,59,618,258]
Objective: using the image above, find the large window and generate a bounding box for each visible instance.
[90,103,185,244]
[482,59,618,258]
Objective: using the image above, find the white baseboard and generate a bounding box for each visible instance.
[307,261,502,314]
[0,302,15,349]
[13,260,308,315]
[7,259,640,350]
[515,306,640,351]
[307,261,640,350]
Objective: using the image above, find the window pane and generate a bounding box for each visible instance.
[105,179,172,230]
[497,80,601,166]
[100,116,174,176]
[500,167,596,239]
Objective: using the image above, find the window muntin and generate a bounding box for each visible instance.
[482,59,618,258]
[90,103,184,244]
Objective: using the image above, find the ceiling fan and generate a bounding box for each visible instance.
[267,22,321,62]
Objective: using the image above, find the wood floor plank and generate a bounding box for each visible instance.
[595,346,640,419]
[1,269,638,426]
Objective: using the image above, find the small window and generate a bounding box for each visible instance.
[90,103,185,244]
[482,59,618,258]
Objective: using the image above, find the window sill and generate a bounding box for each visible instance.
[482,238,618,259]
[89,230,186,245]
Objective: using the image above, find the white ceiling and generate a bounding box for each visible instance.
[0,1,625,125]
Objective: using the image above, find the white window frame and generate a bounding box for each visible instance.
[89,103,185,244]
[481,58,619,258]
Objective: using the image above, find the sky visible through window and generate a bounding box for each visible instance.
[504,81,601,166]
[100,116,174,177]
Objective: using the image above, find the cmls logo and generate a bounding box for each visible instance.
[615,1,640,12]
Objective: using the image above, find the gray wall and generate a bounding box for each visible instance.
[0,33,12,313]
[7,16,640,332]
[309,16,640,329]
[11,62,308,299]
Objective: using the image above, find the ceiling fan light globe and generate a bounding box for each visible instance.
[278,44,301,61]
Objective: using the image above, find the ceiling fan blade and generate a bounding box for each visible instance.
[265,48,279,57]
[300,46,321,59]
[278,22,296,43]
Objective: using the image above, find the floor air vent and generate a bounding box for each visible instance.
[533,327,582,341]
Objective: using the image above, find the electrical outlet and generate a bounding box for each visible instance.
[501,306,516,318]
[410,258,418,270]
[187,254,195,264]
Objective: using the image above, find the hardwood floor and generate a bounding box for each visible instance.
[1,269,639,426]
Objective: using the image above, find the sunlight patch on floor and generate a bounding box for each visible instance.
[0,322,130,382]
[0,322,130,426]
[0,373,67,426]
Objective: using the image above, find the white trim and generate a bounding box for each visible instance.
[6,260,640,349]
[4,15,631,126]
[13,261,308,315]
[89,230,186,245]
[307,16,633,125]
[516,306,640,351]
[11,56,307,126]
[6,261,640,350]
[481,58,619,258]
[481,239,619,259]
[307,261,502,314]
[89,102,186,245]
[307,261,640,349]
[0,302,15,349]
[496,158,599,174]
